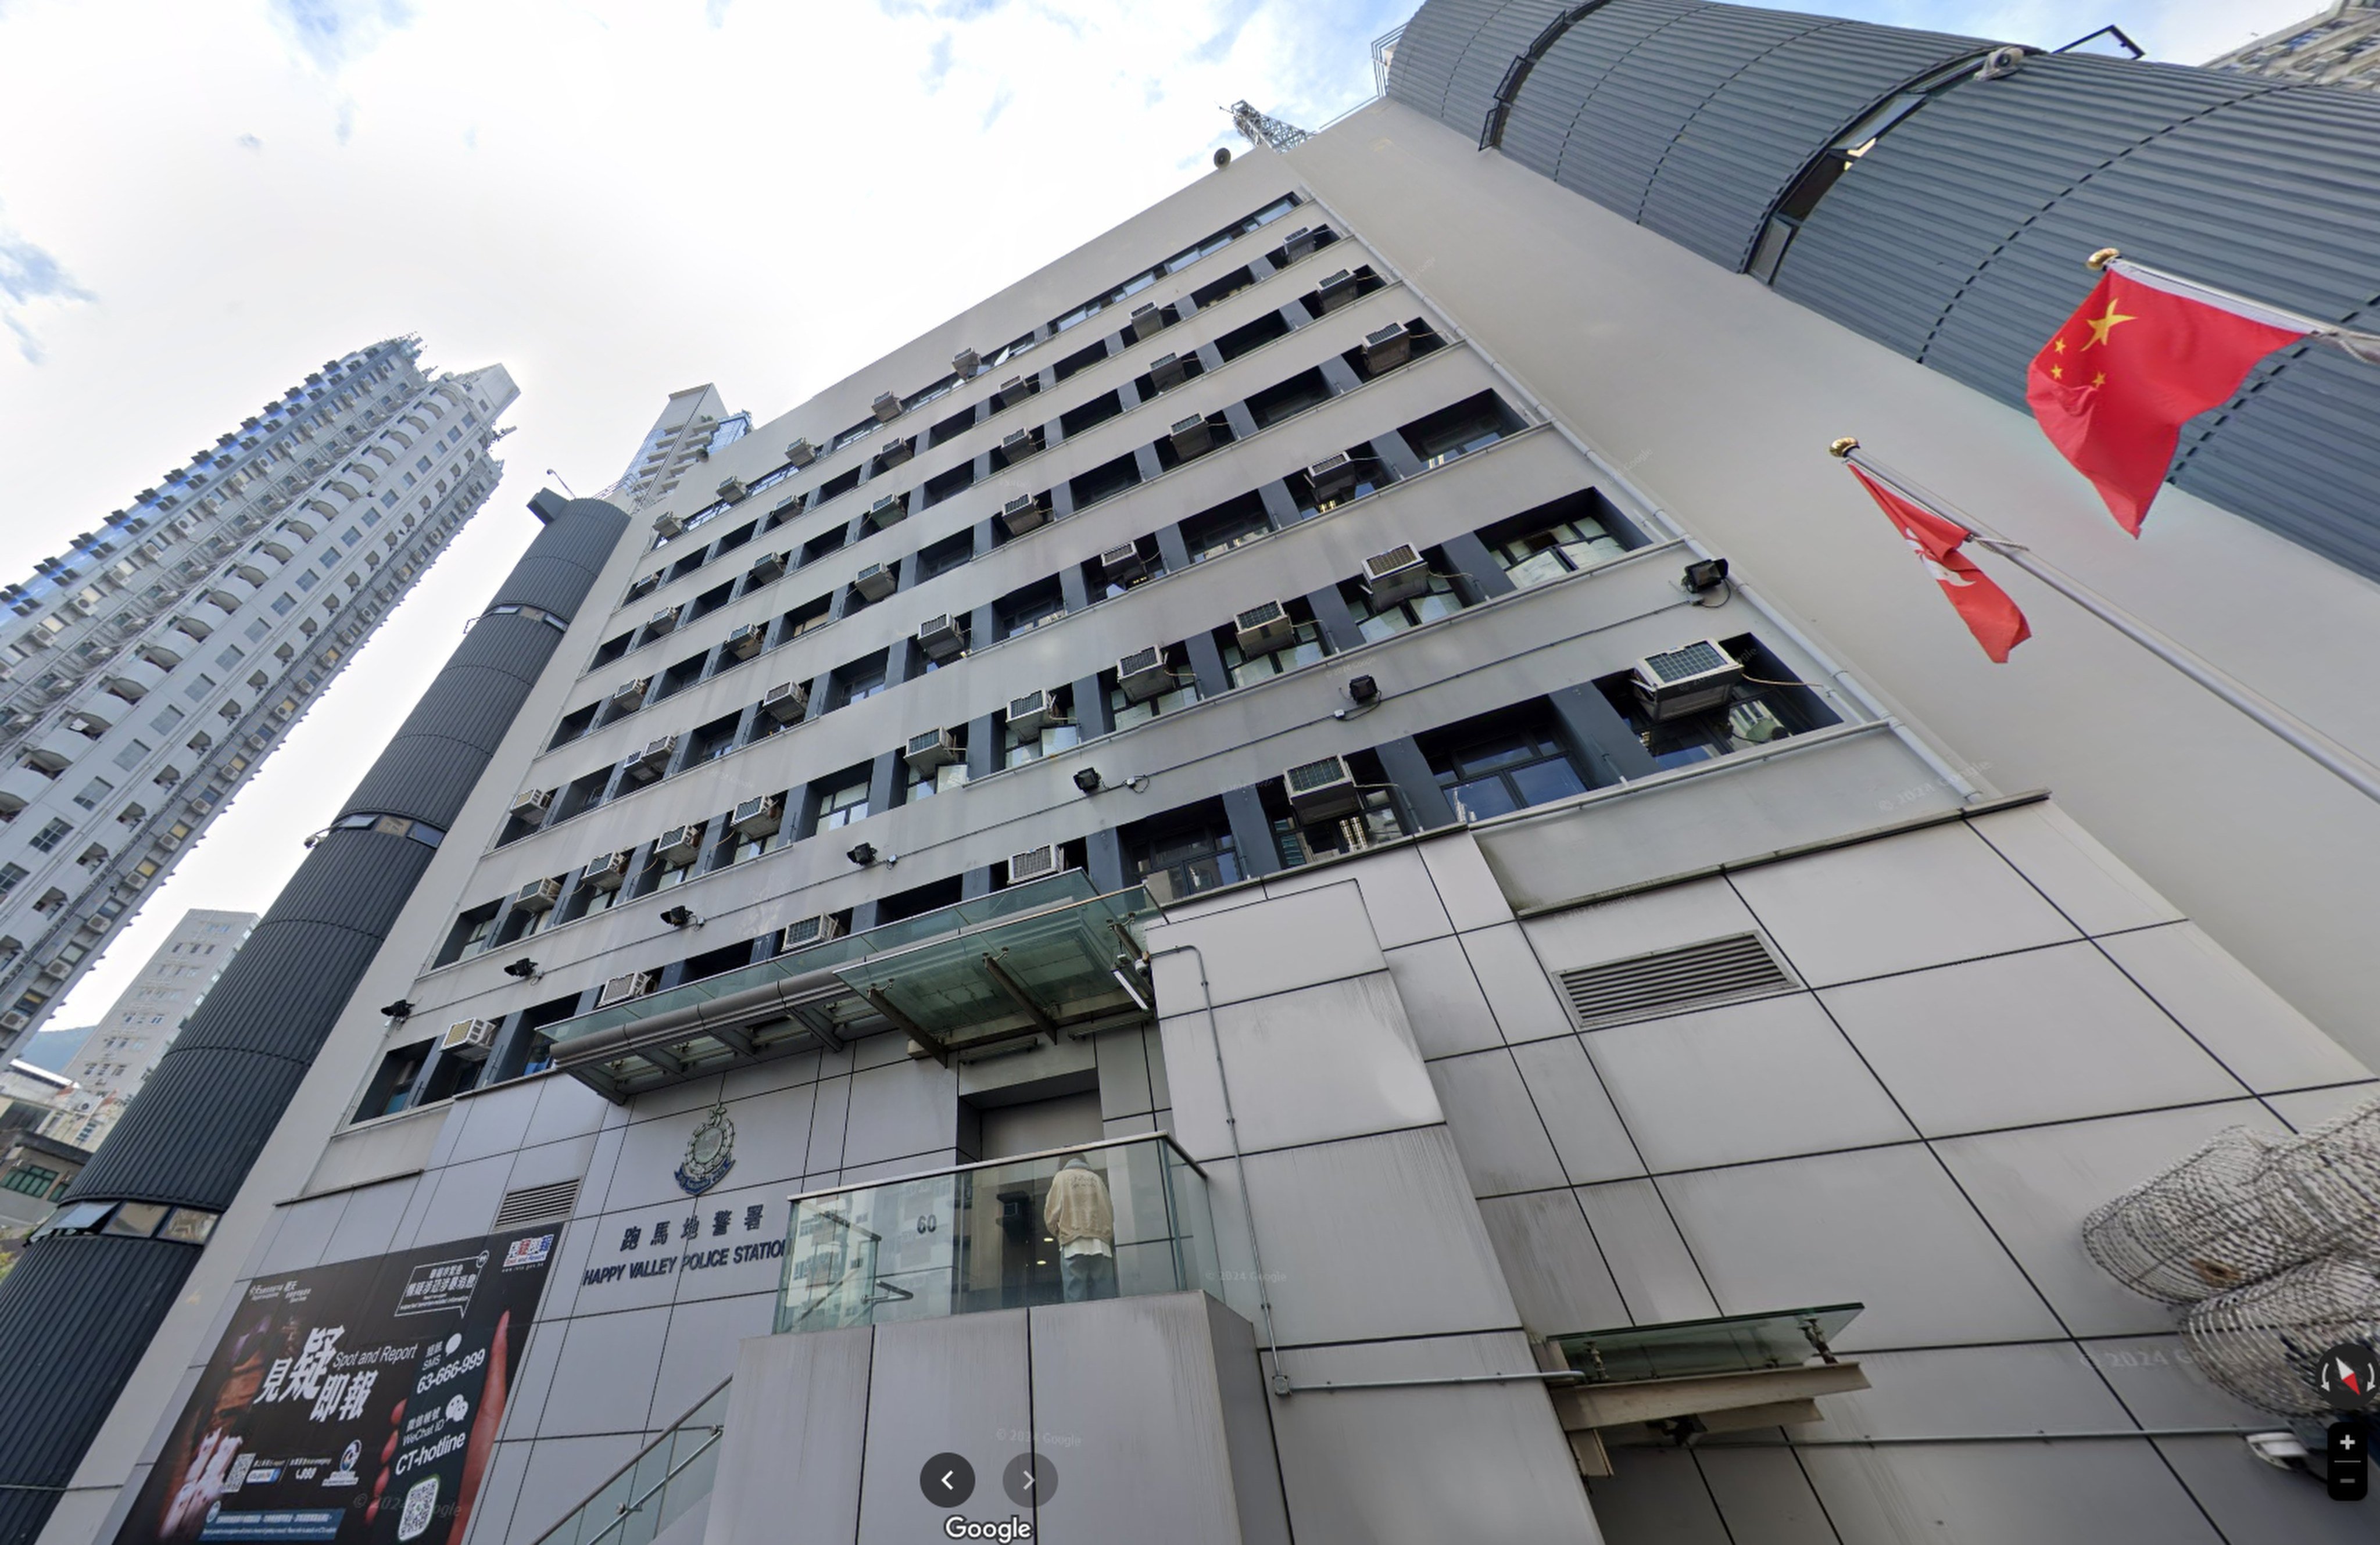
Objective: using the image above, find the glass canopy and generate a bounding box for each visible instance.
[1549,1304,1863,1384]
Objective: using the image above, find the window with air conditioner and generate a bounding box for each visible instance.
[1122,800,1242,904]
[1343,562,1467,644]
[1478,492,1633,589]
[435,900,501,967]
[1420,705,1591,823]
[1107,646,1199,732]
[1003,687,1082,769]
[1592,634,1835,771]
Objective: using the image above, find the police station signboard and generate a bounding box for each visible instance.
[112,1227,556,1545]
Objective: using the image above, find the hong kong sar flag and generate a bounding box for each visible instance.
[1846,464,2032,663]
[2027,266,2308,536]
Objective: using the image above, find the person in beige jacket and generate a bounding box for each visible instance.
[1043,1155,1117,1302]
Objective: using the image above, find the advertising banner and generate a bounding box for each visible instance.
[113,1225,559,1545]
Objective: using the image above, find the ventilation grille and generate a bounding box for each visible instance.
[492,1178,579,1230]
[1556,933,1794,1028]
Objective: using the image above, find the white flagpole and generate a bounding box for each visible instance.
[2088,248,2380,366]
[1832,439,2380,808]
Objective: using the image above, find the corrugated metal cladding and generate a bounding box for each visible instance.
[0,1235,195,1533]
[66,1048,313,1205]
[496,494,629,615]
[1386,0,2380,578]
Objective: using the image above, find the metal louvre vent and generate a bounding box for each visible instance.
[1555,933,1794,1028]
[492,1178,580,1229]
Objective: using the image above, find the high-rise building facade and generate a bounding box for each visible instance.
[0,342,518,1055]
[39,908,256,1152]
[6,8,2378,1545]
[2209,1,2380,89]
[606,386,749,512]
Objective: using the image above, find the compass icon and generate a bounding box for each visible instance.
[2317,1341,2378,1413]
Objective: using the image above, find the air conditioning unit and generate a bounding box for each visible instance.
[1307,451,1359,502]
[655,822,706,868]
[904,727,962,772]
[1129,303,1165,342]
[868,493,906,528]
[1001,429,1039,463]
[512,877,561,913]
[653,512,685,538]
[1000,494,1048,537]
[1631,640,1745,721]
[726,623,766,659]
[871,391,902,423]
[1169,415,1214,458]
[761,680,811,723]
[1147,352,1190,392]
[852,562,897,603]
[730,794,782,838]
[1100,543,1148,585]
[509,787,553,823]
[0,1012,26,1033]
[1007,689,1056,739]
[1315,270,1359,313]
[781,913,845,952]
[1283,754,1363,823]
[951,346,980,376]
[1362,544,1430,607]
[747,550,786,586]
[716,475,749,503]
[1283,224,1329,261]
[916,614,967,663]
[784,437,817,468]
[1362,322,1413,371]
[1116,646,1172,703]
[582,849,632,891]
[626,571,663,600]
[609,677,652,711]
[876,436,914,468]
[996,376,1033,409]
[37,958,71,979]
[1008,844,1063,884]
[1234,600,1297,656]
[596,971,654,1009]
[441,1017,498,1059]
[645,605,679,637]
[628,733,678,779]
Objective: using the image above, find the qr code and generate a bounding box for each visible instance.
[397,1476,439,1542]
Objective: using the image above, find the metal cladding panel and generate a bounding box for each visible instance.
[0,1235,196,1496]
[1633,21,1989,270]
[339,729,510,828]
[248,829,435,931]
[164,925,393,1060]
[447,609,572,678]
[2171,346,2380,578]
[1500,0,1703,178]
[63,1046,312,1204]
[1384,0,1493,117]
[493,496,630,617]
[1441,0,1580,142]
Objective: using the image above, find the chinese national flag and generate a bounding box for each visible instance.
[1846,464,2032,663]
[2026,268,2307,535]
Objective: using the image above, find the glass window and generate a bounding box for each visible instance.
[1222,622,1329,687]
[1432,727,1587,823]
[28,819,73,852]
[817,777,871,830]
[1354,576,1466,643]
[906,762,969,801]
[1005,720,1082,769]
[1133,819,1241,899]
[1490,518,1624,589]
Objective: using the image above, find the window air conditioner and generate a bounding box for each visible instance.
[655,822,706,868]
[1631,640,1746,721]
[716,475,749,503]
[1315,269,1359,313]
[1169,415,1214,458]
[609,677,652,711]
[582,849,632,891]
[877,436,914,468]
[509,787,554,823]
[781,913,845,952]
[747,550,786,586]
[996,376,1034,410]
[645,605,680,637]
[1362,544,1430,608]
[1283,224,1329,261]
[726,623,766,659]
[1362,322,1413,372]
[1307,451,1359,502]
[871,391,902,424]
[1147,352,1189,392]
[1000,494,1048,537]
[628,733,677,779]
[1100,543,1148,586]
[852,562,897,603]
[1233,600,1296,656]
[1008,844,1062,884]
[730,794,783,838]
[512,877,561,913]
[1129,303,1165,342]
[653,512,685,538]
[951,346,981,376]
[761,680,811,723]
[916,614,967,663]
[784,437,817,468]
[868,493,907,528]
[596,970,654,1008]
[904,727,962,772]
[441,1018,499,1059]
[37,958,71,979]
[1001,429,1039,463]
[1116,646,1172,703]
[1283,754,1363,823]
[1006,689,1056,739]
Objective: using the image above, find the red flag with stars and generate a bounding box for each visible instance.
[1846,463,2031,663]
[2026,267,2309,535]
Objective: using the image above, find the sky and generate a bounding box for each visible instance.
[0,0,2319,1030]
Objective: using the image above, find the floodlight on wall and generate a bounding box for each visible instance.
[381,1000,414,1020]
[847,841,883,867]
[1684,557,1731,597]
[658,905,703,928]
[1348,675,1379,705]
[502,958,541,980]
[1073,768,1103,794]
